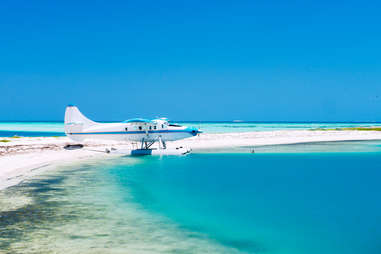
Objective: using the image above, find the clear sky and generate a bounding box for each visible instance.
[1,0,380,121]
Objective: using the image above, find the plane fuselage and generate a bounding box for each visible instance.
[66,121,199,142]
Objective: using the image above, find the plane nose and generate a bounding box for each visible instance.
[188,127,202,136]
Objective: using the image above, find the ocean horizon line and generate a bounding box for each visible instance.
[1,120,381,124]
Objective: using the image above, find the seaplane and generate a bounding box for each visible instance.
[64,105,201,155]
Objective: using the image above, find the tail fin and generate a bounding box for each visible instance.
[64,105,97,136]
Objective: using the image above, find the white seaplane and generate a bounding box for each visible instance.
[64,105,201,155]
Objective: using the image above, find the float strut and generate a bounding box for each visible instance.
[141,138,145,149]
[158,136,166,150]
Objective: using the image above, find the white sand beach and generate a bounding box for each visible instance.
[1,130,381,190]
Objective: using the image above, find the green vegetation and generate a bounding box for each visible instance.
[310,128,328,131]
[340,127,381,131]
[0,139,11,143]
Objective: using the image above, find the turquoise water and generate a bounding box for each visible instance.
[0,122,65,137]
[1,121,381,136]
[2,142,381,253]
[114,152,381,254]
[191,122,381,133]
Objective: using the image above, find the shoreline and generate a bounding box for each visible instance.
[1,130,381,190]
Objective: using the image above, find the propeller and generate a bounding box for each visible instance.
[197,121,202,137]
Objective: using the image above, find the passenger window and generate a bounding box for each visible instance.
[162,124,164,128]
[125,127,128,131]
[154,126,157,130]
[149,126,152,130]
[138,126,142,130]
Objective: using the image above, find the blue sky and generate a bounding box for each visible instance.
[1,0,380,121]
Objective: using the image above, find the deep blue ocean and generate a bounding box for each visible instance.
[2,145,381,253]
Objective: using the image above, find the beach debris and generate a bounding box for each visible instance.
[64,144,84,150]
[0,144,62,156]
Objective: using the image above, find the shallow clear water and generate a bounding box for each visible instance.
[190,122,381,133]
[2,142,381,254]
[1,121,381,136]
[0,122,64,134]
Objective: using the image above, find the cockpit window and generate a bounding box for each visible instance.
[169,124,181,127]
